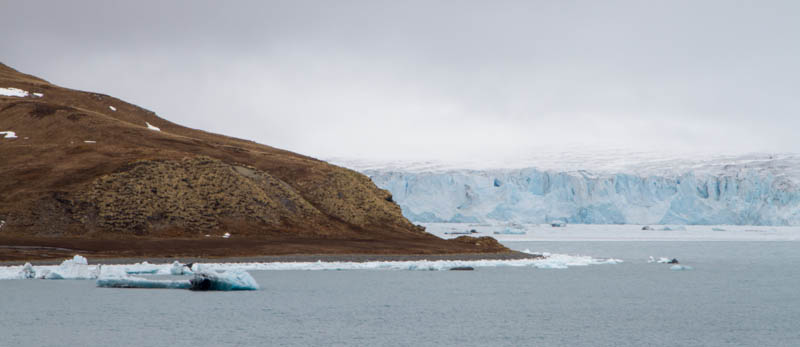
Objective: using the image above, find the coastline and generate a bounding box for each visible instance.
[0,251,539,267]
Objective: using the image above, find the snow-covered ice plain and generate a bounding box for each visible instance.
[332,152,800,226]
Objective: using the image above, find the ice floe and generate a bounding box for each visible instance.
[170,260,192,275]
[35,255,99,280]
[0,87,29,97]
[96,275,191,289]
[647,256,674,264]
[96,269,259,291]
[1,131,18,139]
[145,122,160,131]
[123,261,161,275]
[0,252,623,281]
[670,265,693,271]
[19,263,36,279]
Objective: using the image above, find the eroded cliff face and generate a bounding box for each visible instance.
[0,63,440,242]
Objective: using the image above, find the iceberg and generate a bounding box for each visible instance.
[493,229,526,235]
[189,270,260,291]
[1,253,623,281]
[170,261,192,275]
[37,255,99,280]
[124,261,161,274]
[647,256,676,264]
[19,262,35,279]
[96,275,192,289]
[97,270,259,291]
[670,265,694,271]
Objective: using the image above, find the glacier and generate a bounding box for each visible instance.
[339,153,800,226]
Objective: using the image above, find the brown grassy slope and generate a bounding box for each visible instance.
[0,63,508,258]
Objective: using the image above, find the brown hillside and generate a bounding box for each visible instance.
[0,63,508,259]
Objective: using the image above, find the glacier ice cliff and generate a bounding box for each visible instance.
[353,154,800,226]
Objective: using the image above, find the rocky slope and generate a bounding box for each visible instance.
[0,63,508,258]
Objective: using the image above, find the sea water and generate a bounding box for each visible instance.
[1,241,799,347]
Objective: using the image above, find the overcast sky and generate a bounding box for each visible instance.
[2,1,799,161]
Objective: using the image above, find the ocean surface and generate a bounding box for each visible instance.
[1,241,799,347]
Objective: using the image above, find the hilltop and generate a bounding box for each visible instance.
[0,63,508,260]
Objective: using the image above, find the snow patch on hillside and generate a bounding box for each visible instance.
[145,122,160,131]
[0,87,28,97]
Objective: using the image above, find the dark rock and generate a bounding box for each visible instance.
[450,266,474,271]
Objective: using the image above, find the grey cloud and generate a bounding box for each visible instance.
[2,0,799,160]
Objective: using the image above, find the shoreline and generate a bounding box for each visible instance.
[0,251,539,266]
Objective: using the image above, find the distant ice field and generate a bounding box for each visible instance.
[423,223,800,241]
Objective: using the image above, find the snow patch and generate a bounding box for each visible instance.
[108,106,116,111]
[1,131,18,139]
[84,140,96,144]
[32,92,43,98]
[222,232,231,239]
[145,122,160,131]
[0,87,28,97]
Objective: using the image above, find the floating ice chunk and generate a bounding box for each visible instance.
[0,87,28,97]
[711,227,726,231]
[189,270,259,291]
[493,229,525,235]
[40,255,97,279]
[70,255,88,265]
[222,232,231,239]
[170,261,192,275]
[97,270,259,291]
[97,275,192,289]
[19,263,35,279]
[108,106,116,111]
[648,256,673,264]
[145,122,160,131]
[124,261,161,275]
[1,131,18,139]
[670,265,693,271]
[32,92,43,98]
